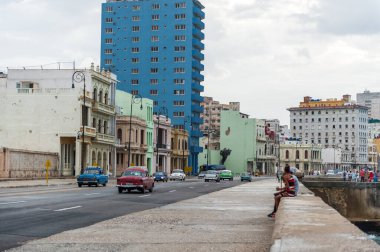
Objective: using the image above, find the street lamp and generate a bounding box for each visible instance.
[127,94,143,168]
[72,70,86,174]
[156,107,168,172]
[182,116,190,170]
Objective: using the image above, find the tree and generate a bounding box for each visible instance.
[220,148,232,165]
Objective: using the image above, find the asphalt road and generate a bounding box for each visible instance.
[0,178,254,251]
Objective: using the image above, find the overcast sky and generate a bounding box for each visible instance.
[1,0,380,125]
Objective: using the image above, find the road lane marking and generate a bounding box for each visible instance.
[0,201,27,205]
[188,187,194,189]
[85,193,101,196]
[169,190,176,193]
[54,206,82,212]
[139,194,151,198]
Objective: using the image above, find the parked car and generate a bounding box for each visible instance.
[77,167,108,187]
[219,170,233,181]
[240,172,252,182]
[326,169,335,175]
[169,169,186,181]
[154,171,168,182]
[204,170,220,182]
[117,167,154,194]
[198,171,207,179]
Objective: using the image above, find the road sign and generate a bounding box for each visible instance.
[45,160,51,185]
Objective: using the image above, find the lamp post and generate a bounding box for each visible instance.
[182,116,190,170]
[156,107,168,172]
[127,94,143,168]
[72,71,86,174]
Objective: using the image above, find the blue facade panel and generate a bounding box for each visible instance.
[101,0,205,173]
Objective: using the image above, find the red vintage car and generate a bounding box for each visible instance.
[117,167,154,194]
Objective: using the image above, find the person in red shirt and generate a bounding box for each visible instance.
[360,168,365,182]
[369,171,374,182]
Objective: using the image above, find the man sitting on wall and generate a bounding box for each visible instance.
[267,164,298,218]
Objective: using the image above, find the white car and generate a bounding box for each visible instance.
[169,169,186,181]
[326,170,335,175]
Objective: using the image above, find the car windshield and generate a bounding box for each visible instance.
[221,170,231,174]
[84,169,100,174]
[241,173,249,176]
[206,170,217,174]
[155,172,164,176]
[173,170,184,173]
[123,170,143,176]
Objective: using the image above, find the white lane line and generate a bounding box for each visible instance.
[169,190,176,193]
[0,201,27,205]
[188,187,194,189]
[54,206,82,212]
[139,194,151,198]
[204,185,209,187]
[85,193,100,196]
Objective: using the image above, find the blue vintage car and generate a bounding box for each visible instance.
[77,167,108,187]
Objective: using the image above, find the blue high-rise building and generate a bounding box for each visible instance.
[101,0,205,173]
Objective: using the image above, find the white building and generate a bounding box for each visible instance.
[154,115,172,174]
[0,66,117,177]
[357,90,380,120]
[321,147,343,170]
[289,95,369,170]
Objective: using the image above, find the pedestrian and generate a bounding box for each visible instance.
[374,171,378,183]
[369,171,374,182]
[351,170,357,182]
[276,168,281,183]
[360,168,365,182]
[343,170,347,181]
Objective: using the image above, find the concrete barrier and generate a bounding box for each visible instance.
[270,183,380,252]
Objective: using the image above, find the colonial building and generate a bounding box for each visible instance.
[289,95,369,170]
[154,115,172,174]
[170,128,189,172]
[0,66,117,178]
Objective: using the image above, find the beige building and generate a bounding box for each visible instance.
[280,143,323,173]
[368,139,378,170]
[115,115,148,176]
[170,129,189,171]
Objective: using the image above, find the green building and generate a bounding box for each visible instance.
[116,90,154,174]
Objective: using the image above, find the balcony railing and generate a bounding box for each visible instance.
[193,7,205,20]
[192,72,204,82]
[192,60,204,71]
[192,49,204,61]
[93,102,116,115]
[95,133,115,144]
[192,38,205,50]
[192,82,204,92]
[191,116,203,125]
[192,27,205,39]
[80,126,97,138]
[191,93,204,103]
[191,104,204,113]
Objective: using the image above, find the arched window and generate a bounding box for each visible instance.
[296,150,300,159]
[286,150,289,159]
[104,121,107,134]
[93,118,96,128]
[104,92,108,105]
[305,150,308,159]
[99,90,103,103]
[93,88,97,102]
[98,119,102,132]
[117,128,122,143]
[185,140,187,150]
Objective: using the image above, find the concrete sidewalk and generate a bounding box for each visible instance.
[8,179,277,252]
[0,179,78,188]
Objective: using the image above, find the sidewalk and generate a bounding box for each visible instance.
[0,178,78,188]
[8,179,277,252]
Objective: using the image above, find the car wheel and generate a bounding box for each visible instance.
[78,183,82,187]
[149,187,153,193]
[241,179,243,182]
[141,188,145,194]
[95,182,99,187]
[103,183,106,187]
[118,187,123,194]
[230,178,233,181]
[205,179,208,182]
[183,177,186,181]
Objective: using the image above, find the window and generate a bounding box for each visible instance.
[152,14,160,20]
[151,46,159,52]
[131,68,139,74]
[132,26,140,32]
[174,79,185,84]
[132,5,141,11]
[174,90,185,95]
[296,150,300,159]
[174,57,185,62]
[286,150,289,159]
[175,14,186,19]
[175,35,186,41]
[152,25,159,31]
[131,90,139,95]
[132,58,139,63]
[132,16,140,21]
[175,2,186,8]
[131,47,139,53]
[173,111,185,117]
[131,79,139,85]
[175,24,186,30]
[174,67,185,73]
[104,49,112,54]
[174,101,185,106]
[105,18,113,23]
[174,46,186,52]
[150,79,158,85]
[151,35,159,42]
[105,38,113,44]
[106,6,113,12]
[150,57,159,63]
[152,3,160,9]
[105,59,112,65]
[305,150,308,159]
[150,90,158,95]
[132,37,140,42]
[151,68,158,73]
[105,28,113,33]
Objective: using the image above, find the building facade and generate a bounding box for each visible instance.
[116,90,154,174]
[171,128,189,172]
[0,67,117,177]
[289,95,369,170]
[357,90,380,120]
[100,0,205,173]
[154,115,172,174]
[280,143,323,172]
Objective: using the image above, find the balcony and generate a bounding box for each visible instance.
[192,27,205,40]
[80,126,97,138]
[191,116,204,125]
[191,93,204,103]
[95,133,115,144]
[191,104,204,113]
[192,38,204,51]
[92,102,116,116]
[192,82,204,92]
[192,60,204,71]
[190,145,203,153]
[192,18,205,30]
[192,49,204,61]
[192,72,204,82]
[193,7,205,20]
[191,130,204,138]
